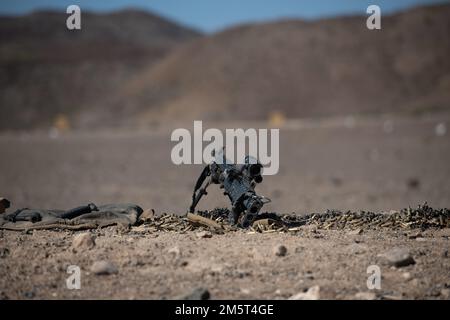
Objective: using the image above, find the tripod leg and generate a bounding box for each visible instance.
[189,179,211,213]
[228,206,240,225]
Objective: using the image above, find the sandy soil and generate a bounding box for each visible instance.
[0,114,449,299]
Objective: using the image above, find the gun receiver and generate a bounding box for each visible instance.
[189,150,271,228]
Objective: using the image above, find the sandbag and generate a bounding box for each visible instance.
[0,203,143,231]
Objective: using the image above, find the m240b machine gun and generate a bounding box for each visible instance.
[189,150,271,228]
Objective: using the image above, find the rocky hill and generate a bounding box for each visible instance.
[1,4,449,130]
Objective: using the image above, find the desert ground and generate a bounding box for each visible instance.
[0,113,449,299]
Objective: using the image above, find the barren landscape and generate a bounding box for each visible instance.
[1,114,449,300]
[1,3,449,300]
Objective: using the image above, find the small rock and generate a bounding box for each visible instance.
[241,288,251,295]
[90,260,118,275]
[402,272,412,281]
[355,292,377,300]
[408,232,422,239]
[196,231,212,238]
[273,245,287,257]
[349,228,363,236]
[168,246,181,258]
[380,248,415,267]
[440,289,450,298]
[289,285,320,300]
[178,287,210,300]
[347,243,367,255]
[442,250,448,258]
[72,233,95,251]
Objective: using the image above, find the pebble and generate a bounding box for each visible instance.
[402,272,412,281]
[168,246,181,258]
[196,231,213,238]
[408,232,422,239]
[289,285,320,300]
[178,287,210,300]
[273,245,287,257]
[72,233,96,251]
[440,289,450,298]
[348,229,363,236]
[355,292,377,300]
[381,248,415,267]
[90,260,118,275]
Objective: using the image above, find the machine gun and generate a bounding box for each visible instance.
[189,149,271,228]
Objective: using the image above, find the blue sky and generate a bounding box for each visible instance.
[0,0,447,32]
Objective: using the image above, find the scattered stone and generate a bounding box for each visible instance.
[348,228,363,236]
[168,246,181,259]
[72,232,96,251]
[178,287,210,300]
[196,231,212,238]
[408,232,422,239]
[273,245,287,257]
[380,248,415,267]
[440,289,450,298]
[355,292,377,300]
[347,243,367,255]
[289,285,320,300]
[127,257,144,267]
[90,260,118,275]
[402,272,412,281]
[241,288,251,295]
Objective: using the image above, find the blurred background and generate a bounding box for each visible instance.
[0,0,449,214]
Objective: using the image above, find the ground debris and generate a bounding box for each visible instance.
[134,203,449,234]
[379,247,415,267]
[176,287,210,300]
[288,285,320,300]
[90,260,118,275]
